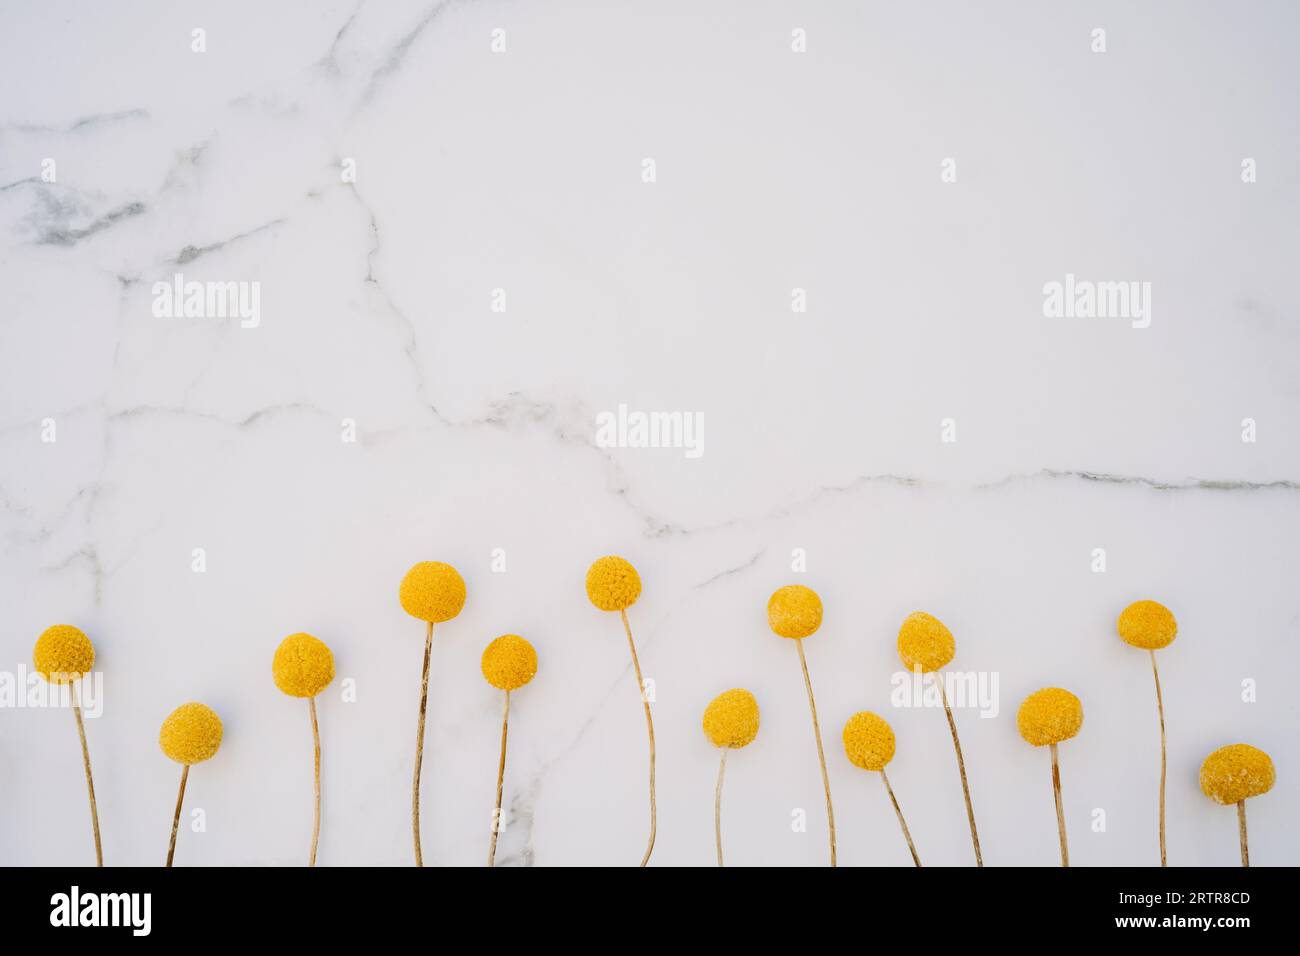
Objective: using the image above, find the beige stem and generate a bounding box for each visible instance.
[309,696,321,867]
[714,748,729,867]
[488,690,510,868]
[71,682,103,867]
[936,675,982,866]
[620,608,657,867]
[795,637,836,866]
[881,768,921,867]
[1051,742,1069,867]
[166,764,189,867]
[1149,650,1167,867]
[1238,800,1249,867]
[412,621,433,867]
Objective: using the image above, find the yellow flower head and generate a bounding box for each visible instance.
[159,702,224,765]
[702,689,760,748]
[585,555,641,611]
[481,634,538,691]
[842,711,896,771]
[1118,600,1177,650]
[897,611,955,673]
[1017,687,1083,746]
[1199,744,1275,805]
[399,561,467,623]
[33,624,95,684]
[273,632,336,698]
[767,585,822,639]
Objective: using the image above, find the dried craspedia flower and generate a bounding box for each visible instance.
[1118,600,1177,650]
[702,689,760,748]
[842,711,896,771]
[1199,744,1275,805]
[767,585,822,639]
[1017,688,1084,746]
[273,632,336,698]
[399,561,467,623]
[481,634,538,691]
[585,555,641,611]
[159,702,224,765]
[33,624,95,684]
[897,611,955,673]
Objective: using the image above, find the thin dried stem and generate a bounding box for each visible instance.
[412,621,433,866]
[488,690,510,867]
[71,682,102,867]
[936,675,982,866]
[881,768,921,867]
[166,764,189,867]
[620,608,656,867]
[1238,801,1249,867]
[795,637,836,866]
[1150,650,1167,867]
[714,748,729,867]
[1051,742,1069,867]
[309,696,321,867]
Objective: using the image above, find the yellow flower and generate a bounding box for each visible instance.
[399,561,467,623]
[1118,600,1177,650]
[842,711,896,771]
[159,702,224,765]
[702,689,760,748]
[481,635,538,691]
[1017,688,1083,746]
[273,633,336,698]
[767,585,822,639]
[897,611,955,673]
[585,556,641,611]
[33,624,95,684]
[1199,744,1275,805]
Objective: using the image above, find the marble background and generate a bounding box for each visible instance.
[2,0,1298,866]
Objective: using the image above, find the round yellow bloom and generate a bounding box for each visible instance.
[159,702,224,765]
[33,624,95,684]
[897,611,955,673]
[702,689,760,748]
[1199,744,1275,805]
[481,634,538,691]
[585,555,641,611]
[1017,688,1083,746]
[767,585,822,639]
[272,632,336,698]
[842,711,896,771]
[1118,600,1177,650]
[399,561,466,623]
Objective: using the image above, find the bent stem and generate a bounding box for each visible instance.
[166,764,189,867]
[714,749,729,867]
[620,608,657,867]
[487,690,510,867]
[795,637,836,866]
[1150,650,1167,867]
[1050,742,1069,867]
[881,768,921,867]
[71,681,103,867]
[412,621,434,866]
[936,674,982,866]
[309,697,321,867]
[1237,801,1249,867]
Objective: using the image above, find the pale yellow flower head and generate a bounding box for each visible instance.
[842,711,895,771]
[702,689,760,749]
[1017,688,1083,746]
[767,585,822,639]
[586,555,641,611]
[897,611,955,673]
[273,632,336,698]
[1199,744,1275,805]
[33,625,95,684]
[159,702,224,765]
[481,634,538,691]
[400,561,466,623]
[1118,600,1177,650]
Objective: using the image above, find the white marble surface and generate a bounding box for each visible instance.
[2,0,1298,866]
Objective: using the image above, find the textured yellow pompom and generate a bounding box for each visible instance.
[399,561,467,623]
[481,634,538,691]
[1118,600,1177,650]
[1017,688,1083,746]
[1199,744,1275,805]
[702,689,760,748]
[842,711,896,771]
[767,585,822,639]
[159,702,224,765]
[898,611,955,673]
[272,633,335,698]
[33,625,95,684]
[586,555,641,611]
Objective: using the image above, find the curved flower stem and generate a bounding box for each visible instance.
[412,621,434,866]
[1149,650,1167,867]
[166,764,189,867]
[487,690,510,867]
[309,697,321,867]
[795,637,836,866]
[936,674,982,866]
[881,769,921,867]
[620,609,656,867]
[714,748,729,867]
[1050,742,1069,867]
[71,682,102,867]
